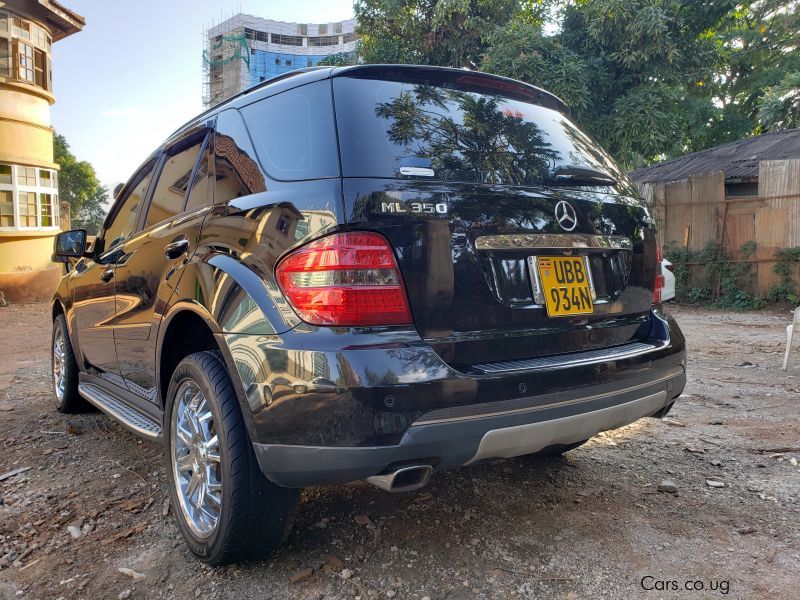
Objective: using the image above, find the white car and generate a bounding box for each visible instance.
[661,259,676,302]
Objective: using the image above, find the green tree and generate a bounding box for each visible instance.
[53,133,107,234]
[713,1,800,137]
[72,185,108,235]
[758,71,800,129]
[352,0,800,169]
[354,0,533,68]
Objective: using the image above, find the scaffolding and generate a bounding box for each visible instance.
[201,12,359,109]
[202,12,254,109]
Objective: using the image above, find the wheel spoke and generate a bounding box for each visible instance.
[176,425,193,447]
[194,480,206,510]
[185,473,200,501]
[205,435,220,462]
[185,411,200,436]
[176,453,194,473]
[187,391,202,414]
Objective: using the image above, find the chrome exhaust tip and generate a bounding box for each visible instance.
[365,464,433,493]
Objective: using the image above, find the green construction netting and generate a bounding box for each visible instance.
[203,32,250,69]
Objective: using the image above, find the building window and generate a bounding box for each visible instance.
[40,193,57,226]
[0,164,11,185]
[285,59,291,66]
[0,191,13,227]
[12,18,30,40]
[334,22,343,34]
[0,167,59,229]
[39,169,55,188]
[276,216,290,234]
[271,34,303,46]
[0,11,8,33]
[18,191,37,226]
[309,35,340,47]
[17,166,36,186]
[34,48,46,89]
[17,41,34,83]
[297,24,307,36]
[343,32,356,44]
[256,31,266,42]
[306,58,312,67]
[0,39,10,77]
[274,57,280,65]
[31,24,47,48]
[318,24,327,35]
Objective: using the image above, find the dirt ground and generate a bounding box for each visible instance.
[0,303,798,600]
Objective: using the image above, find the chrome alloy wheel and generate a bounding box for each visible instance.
[171,380,223,538]
[52,327,65,402]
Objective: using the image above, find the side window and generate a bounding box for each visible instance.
[185,141,212,212]
[214,109,267,204]
[144,136,205,228]
[104,160,156,251]
[238,80,339,181]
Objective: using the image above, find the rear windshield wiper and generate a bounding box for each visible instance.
[545,166,616,186]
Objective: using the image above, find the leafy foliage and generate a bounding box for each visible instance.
[353,0,800,168]
[54,134,108,235]
[354,0,525,68]
[768,246,800,304]
[662,241,800,310]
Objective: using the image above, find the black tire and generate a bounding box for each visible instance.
[52,313,90,413]
[164,351,299,565]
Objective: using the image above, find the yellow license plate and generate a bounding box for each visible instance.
[536,256,594,317]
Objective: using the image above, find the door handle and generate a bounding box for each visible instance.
[100,267,115,283]
[164,239,190,260]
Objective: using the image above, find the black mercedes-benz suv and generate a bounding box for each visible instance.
[51,65,685,564]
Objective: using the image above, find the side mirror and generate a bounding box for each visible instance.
[113,183,124,200]
[53,229,88,258]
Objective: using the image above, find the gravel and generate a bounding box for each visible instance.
[1,303,798,599]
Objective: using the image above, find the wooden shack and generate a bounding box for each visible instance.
[630,129,800,295]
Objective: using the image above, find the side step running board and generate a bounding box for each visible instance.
[78,383,161,439]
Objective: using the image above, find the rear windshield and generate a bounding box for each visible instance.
[333,77,631,189]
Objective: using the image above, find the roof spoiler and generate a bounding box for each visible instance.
[331,64,570,115]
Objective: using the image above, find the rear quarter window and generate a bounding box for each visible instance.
[239,80,340,181]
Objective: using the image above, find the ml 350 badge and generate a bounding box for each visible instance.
[531,255,595,317]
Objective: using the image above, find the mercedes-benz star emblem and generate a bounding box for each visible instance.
[555,200,578,232]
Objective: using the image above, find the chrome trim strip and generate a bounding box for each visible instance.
[78,383,161,439]
[474,340,666,374]
[475,233,632,251]
[412,366,682,426]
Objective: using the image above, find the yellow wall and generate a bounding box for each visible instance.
[0,232,55,272]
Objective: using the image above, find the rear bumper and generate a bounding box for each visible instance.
[219,308,685,487]
[253,361,684,487]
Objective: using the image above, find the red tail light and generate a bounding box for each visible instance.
[275,232,413,327]
[653,246,664,303]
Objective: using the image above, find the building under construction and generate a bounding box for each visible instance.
[203,14,357,108]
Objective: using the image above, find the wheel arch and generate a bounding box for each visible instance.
[157,302,259,440]
[157,302,221,407]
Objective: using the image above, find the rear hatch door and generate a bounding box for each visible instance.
[332,68,658,367]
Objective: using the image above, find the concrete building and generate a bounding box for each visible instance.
[0,0,83,303]
[203,14,356,108]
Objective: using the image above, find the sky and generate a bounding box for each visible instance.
[50,0,355,190]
